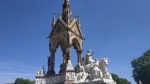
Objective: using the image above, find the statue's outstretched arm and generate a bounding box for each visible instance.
[91,51,95,56]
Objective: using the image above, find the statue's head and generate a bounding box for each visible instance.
[87,50,91,53]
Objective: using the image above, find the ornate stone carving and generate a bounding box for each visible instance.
[35,75,65,84]
[66,59,75,71]
[36,66,46,77]
[66,72,76,80]
[35,50,116,84]
[83,50,95,65]
[35,0,116,83]
[92,64,103,79]
[77,50,116,83]
[99,58,113,80]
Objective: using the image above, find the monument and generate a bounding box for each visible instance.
[34,0,116,84]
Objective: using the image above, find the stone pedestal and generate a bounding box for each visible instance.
[35,60,76,84]
[63,59,76,84]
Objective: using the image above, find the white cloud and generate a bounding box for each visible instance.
[0,60,40,84]
[0,60,39,71]
[0,66,28,71]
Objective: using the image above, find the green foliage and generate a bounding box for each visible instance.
[74,64,79,73]
[131,49,150,84]
[111,73,131,84]
[14,78,34,84]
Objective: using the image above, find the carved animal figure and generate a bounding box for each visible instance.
[99,58,113,80]
[92,65,103,79]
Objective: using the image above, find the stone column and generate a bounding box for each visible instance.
[77,50,82,64]
[50,49,56,75]
[66,45,71,63]
[47,56,51,76]
[59,51,67,73]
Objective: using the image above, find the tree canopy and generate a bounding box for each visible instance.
[131,49,150,84]
[111,73,131,84]
[14,78,34,84]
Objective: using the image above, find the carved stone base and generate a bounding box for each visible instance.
[75,79,116,84]
[35,76,116,84]
[35,60,116,84]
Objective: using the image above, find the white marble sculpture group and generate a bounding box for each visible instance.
[35,50,116,84]
[74,50,115,83]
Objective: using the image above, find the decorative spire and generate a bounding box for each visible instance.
[77,15,81,26]
[52,13,56,28]
[62,0,72,24]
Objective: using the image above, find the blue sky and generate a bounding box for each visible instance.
[0,0,150,84]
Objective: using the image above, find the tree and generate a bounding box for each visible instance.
[131,49,150,84]
[111,73,131,84]
[14,78,34,84]
[74,64,79,73]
